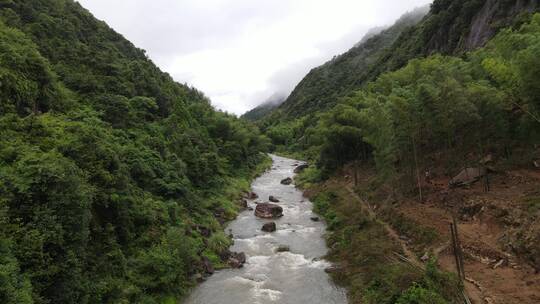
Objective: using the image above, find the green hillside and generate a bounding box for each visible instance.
[256,1,540,302]
[241,94,286,121]
[0,1,268,303]
[276,6,429,119]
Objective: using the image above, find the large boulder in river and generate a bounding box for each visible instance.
[202,256,214,274]
[261,222,277,232]
[294,164,309,174]
[228,252,247,268]
[280,177,293,185]
[269,195,280,203]
[450,168,486,187]
[255,203,283,218]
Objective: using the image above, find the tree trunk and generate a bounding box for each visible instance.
[412,136,423,203]
[354,160,359,187]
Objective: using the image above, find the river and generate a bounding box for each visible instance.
[185,154,347,304]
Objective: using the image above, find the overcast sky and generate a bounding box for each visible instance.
[78,0,432,115]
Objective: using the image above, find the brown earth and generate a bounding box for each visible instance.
[329,164,540,304]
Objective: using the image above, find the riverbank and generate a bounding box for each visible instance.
[184,155,347,304]
[295,160,540,304]
[295,166,462,304]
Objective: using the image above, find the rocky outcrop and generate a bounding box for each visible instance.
[280,177,293,185]
[294,164,309,173]
[465,0,539,50]
[262,222,277,232]
[450,168,486,187]
[255,203,283,218]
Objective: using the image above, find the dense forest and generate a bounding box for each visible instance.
[0,1,269,303]
[252,0,540,303]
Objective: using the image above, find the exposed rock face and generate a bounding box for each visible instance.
[280,177,293,185]
[450,168,486,187]
[269,195,280,203]
[255,203,283,218]
[261,222,277,232]
[294,164,309,174]
[465,0,539,50]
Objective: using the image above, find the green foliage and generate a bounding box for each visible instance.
[269,14,540,189]
[207,231,233,254]
[396,284,447,304]
[0,21,67,116]
[0,1,269,303]
[310,188,459,304]
[0,212,33,304]
[265,7,429,120]
[258,1,539,166]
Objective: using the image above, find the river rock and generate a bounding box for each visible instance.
[324,266,341,274]
[255,203,283,218]
[261,222,277,232]
[269,195,280,203]
[228,252,247,268]
[449,167,485,187]
[247,192,258,199]
[192,273,205,283]
[310,217,320,222]
[280,177,293,185]
[294,164,309,173]
[202,256,214,274]
[276,245,290,252]
[239,199,248,208]
[197,225,212,237]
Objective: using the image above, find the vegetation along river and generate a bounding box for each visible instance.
[185,155,347,304]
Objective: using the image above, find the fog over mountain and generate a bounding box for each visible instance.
[79,0,432,114]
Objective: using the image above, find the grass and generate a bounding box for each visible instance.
[524,195,540,214]
[304,179,461,304]
[379,208,440,255]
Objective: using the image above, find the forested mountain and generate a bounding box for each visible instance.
[275,6,429,119]
[255,1,540,302]
[241,94,286,121]
[259,0,539,155]
[0,1,268,303]
[265,0,538,123]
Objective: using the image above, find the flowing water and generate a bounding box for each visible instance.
[185,155,348,304]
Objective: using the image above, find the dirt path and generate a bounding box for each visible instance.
[345,186,423,268]
[335,164,540,304]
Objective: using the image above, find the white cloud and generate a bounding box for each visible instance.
[78,0,432,115]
